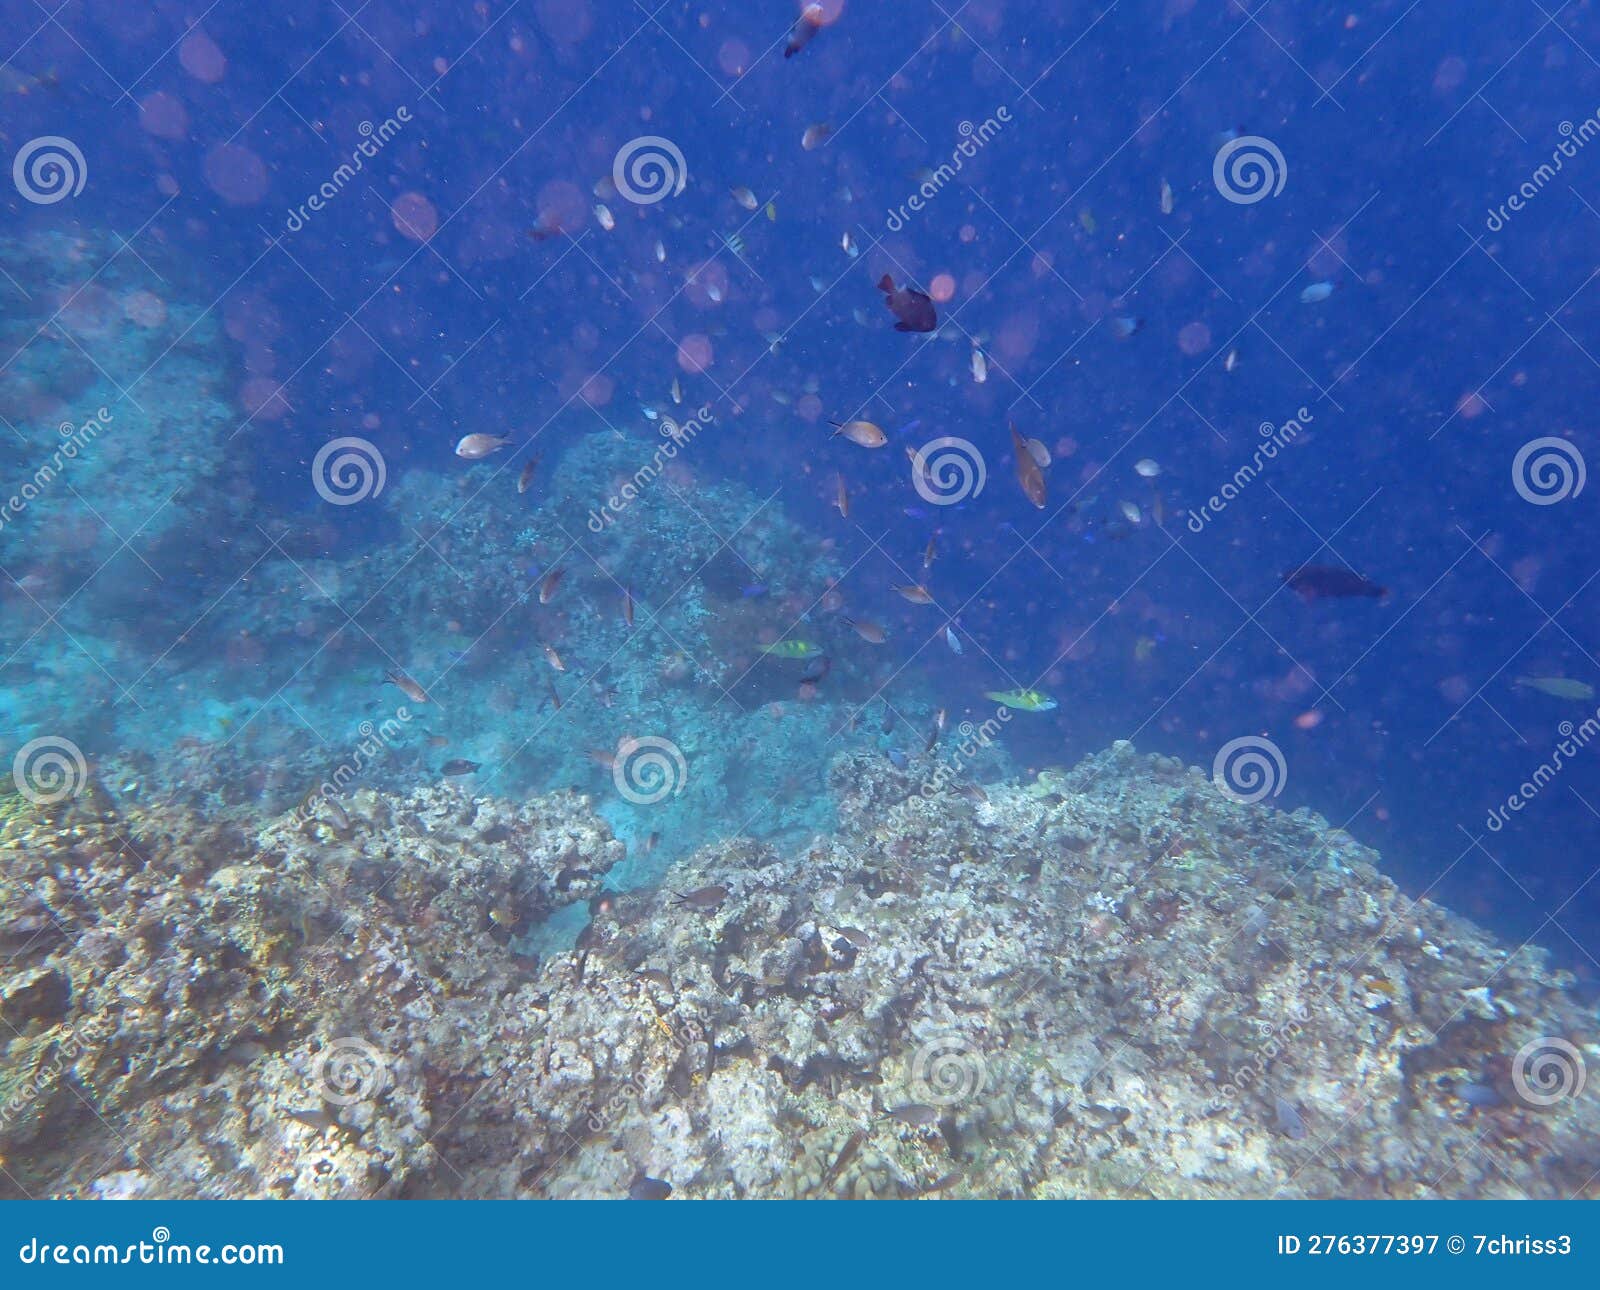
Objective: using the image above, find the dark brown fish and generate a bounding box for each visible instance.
[426,734,450,749]
[783,3,824,58]
[672,884,728,911]
[800,656,832,685]
[628,1174,673,1200]
[878,274,937,333]
[1284,564,1387,601]
[517,454,542,495]
[547,682,563,711]
[894,584,934,605]
[440,758,480,776]
[819,1129,867,1192]
[621,586,635,627]
[643,830,660,854]
[844,617,887,644]
[923,534,936,569]
[1010,422,1046,509]
[539,569,565,604]
[384,668,435,705]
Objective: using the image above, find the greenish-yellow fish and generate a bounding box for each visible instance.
[1514,676,1596,701]
[761,639,820,659]
[985,688,1058,712]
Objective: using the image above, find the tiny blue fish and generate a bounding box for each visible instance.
[1299,280,1335,304]
[886,748,908,769]
[944,623,963,655]
[894,418,923,438]
[741,584,769,598]
[903,506,928,519]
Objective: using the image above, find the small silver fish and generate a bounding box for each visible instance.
[455,433,512,459]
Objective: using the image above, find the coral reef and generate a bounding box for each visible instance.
[4,742,1594,1200]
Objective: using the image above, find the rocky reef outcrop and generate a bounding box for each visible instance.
[2,742,1594,1199]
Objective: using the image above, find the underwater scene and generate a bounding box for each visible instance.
[0,0,1598,1202]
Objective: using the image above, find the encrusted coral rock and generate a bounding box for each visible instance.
[3,746,1595,1199]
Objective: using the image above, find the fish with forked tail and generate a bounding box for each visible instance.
[877,274,937,333]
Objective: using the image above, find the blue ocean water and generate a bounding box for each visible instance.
[2,0,1599,1198]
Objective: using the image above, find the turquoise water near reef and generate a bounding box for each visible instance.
[2,1,1600,1200]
